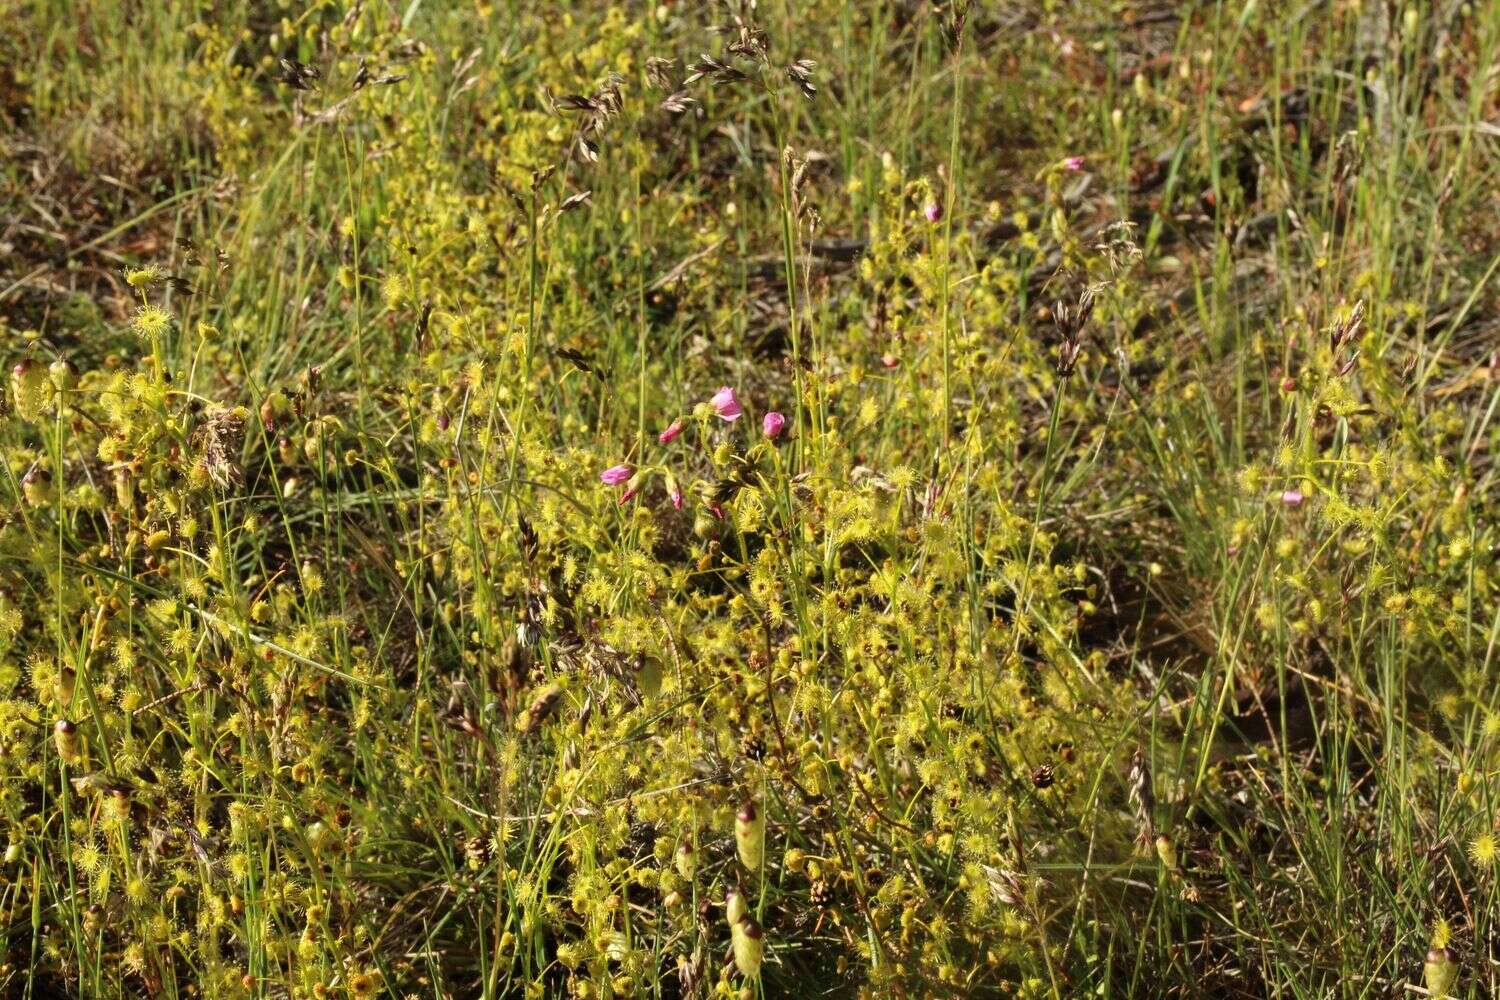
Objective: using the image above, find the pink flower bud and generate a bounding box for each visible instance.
[710,386,742,422]
[600,464,633,486]
[658,420,684,444]
[670,486,683,510]
[880,354,900,369]
[923,200,942,224]
[618,488,637,505]
[1062,155,1085,172]
[1281,489,1304,507]
[762,411,786,439]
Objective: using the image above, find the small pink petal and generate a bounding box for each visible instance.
[670,487,683,510]
[762,411,786,439]
[923,200,942,224]
[1062,155,1085,172]
[658,420,684,444]
[600,464,633,486]
[880,354,899,369]
[709,504,724,521]
[618,488,638,505]
[710,386,742,422]
[1281,489,1304,507]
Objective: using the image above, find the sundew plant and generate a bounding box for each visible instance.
[1,1,1499,997]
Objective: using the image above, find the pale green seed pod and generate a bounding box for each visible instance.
[22,468,54,508]
[259,389,288,432]
[1154,834,1178,872]
[55,667,75,708]
[1424,947,1457,998]
[731,915,764,978]
[48,359,76,393]
[675,841,696,881]
[11,360,51,422]
[53,719,80,765]
[735,800,764,872]
[725,886,748,927]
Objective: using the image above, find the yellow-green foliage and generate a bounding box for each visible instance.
[1,1,1498,998]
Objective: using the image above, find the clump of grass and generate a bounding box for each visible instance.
[0,1,1498,998]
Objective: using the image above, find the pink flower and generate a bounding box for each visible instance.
[1281,489,1304,507]
[658,420,684,444]
[1062,155,1085,172]
[670,486,683,510]
[710,386,742,422]
[600,464,633,486]
[618,488,638,505]
[880,354,900,368]
[923,200,942,224]
[762,411,786,439]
